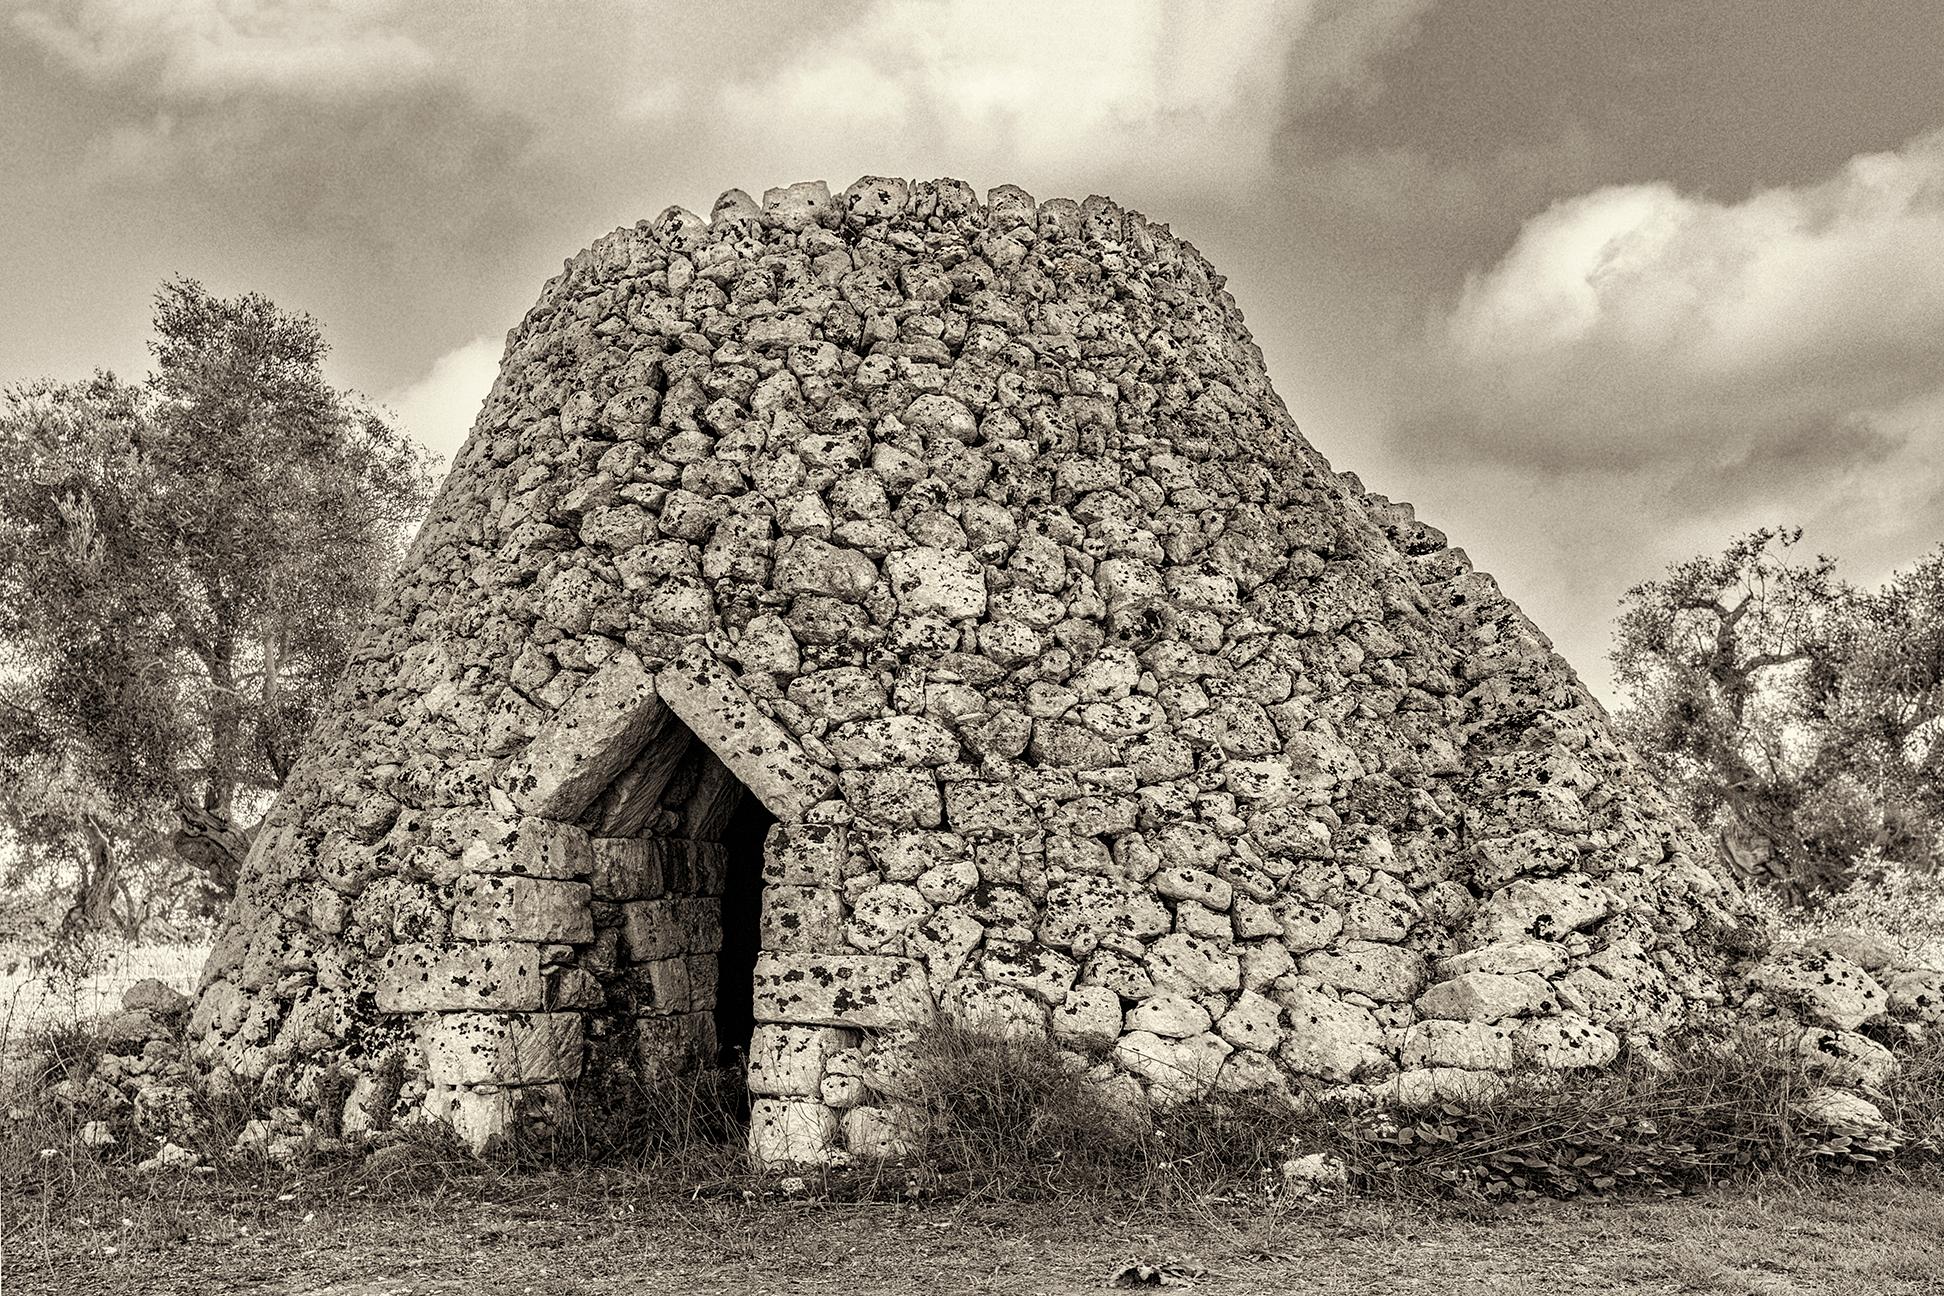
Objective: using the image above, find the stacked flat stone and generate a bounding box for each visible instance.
[188,177,1757,1161]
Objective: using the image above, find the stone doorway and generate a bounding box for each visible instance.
[474,646,837,1144]
[580,731,772,1088]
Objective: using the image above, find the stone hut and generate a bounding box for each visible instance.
[188,177,1750,1163]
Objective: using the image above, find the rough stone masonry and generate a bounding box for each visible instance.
[185,175,1770,1164]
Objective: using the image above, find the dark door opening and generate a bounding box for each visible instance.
[714,790,774,1069]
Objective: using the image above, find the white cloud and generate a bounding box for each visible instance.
[701,0,1429,198]
[386,335,500,464]
[1431,128,1944,470]
[12,0,433,101]
[1385,130,1944,702]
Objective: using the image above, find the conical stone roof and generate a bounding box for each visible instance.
[190,177,1751,1160]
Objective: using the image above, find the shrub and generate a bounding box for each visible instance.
[1746,857,1944,963]
[892,1023,1149,1197]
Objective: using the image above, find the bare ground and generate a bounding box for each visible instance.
[4,1171,1941,1296]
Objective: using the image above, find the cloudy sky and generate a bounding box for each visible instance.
[3,0,1941,701]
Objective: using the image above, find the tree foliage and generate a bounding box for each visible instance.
[1612,528,1944,901]
[0,278,434,940]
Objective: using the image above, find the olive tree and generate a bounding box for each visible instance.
[0,279,434,940]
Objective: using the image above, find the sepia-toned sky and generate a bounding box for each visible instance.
[3,0,1941,702]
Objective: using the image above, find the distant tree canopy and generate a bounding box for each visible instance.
[1611,528,1944,903]
[0,278,434,943]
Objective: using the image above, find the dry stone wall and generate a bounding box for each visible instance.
[189,176,1756,1162]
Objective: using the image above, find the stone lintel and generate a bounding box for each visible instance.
[497,651,667,822]
[655,648,836,822]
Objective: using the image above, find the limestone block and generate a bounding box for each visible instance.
[1437,940,1569,979]
[747,1024,859,1096]
[752,953,934,1028]
[1114,1030,1230,1105]
[1556,966,1639,1026]
[825,715,960,768]
[1888,969,1944,1024]
[1515,1015,1620,1069]
[1215,990,1284,1053]
[591,838,668,900]
[459,818,594,880]
[1275,901,1344,953]
[915,858,979,906]
[763,885,845,952]
[1796,930,1903,973]
[1152,865,1233,911]
[1144,933,1241,996]
[841,768,944,828]
[905,905,984,984]
[657,648,837,821]
[1414,971,1556,1023]
[944,781,1038,834]
[821,1072,865,1108]
[1748,951,1889,1031]
[842,1104,915,1158]
[749,1098,839,1165]
[1176,900,1234,941]
[1224,759,1299,805]
[1127,993,1212,1039]
[497,651,665,821]
[765,822,847,887]
[734,613,801,674]
[1216,1050,1290,1096]
[634,956,695,1012]
[940,978,1047,1038]
[1275,984,1389,1082]
[859,1030,923,1099]
[420,1012,585,1085]
[1399,1019,1515,1071]
[845,883,931,953]
[451,875,592,943]
[787,667,887,723]
[843,174,911,220]
[1051,985,1123,1049]
[121,978,188,1015]
[1299,942,1426,1003]
[761,180,837,231]
[378,943,543,1013]
[885,546,988,619]
[979,942,1080,1003]
[1469,877,1616,942]
[903,394,979,443]
[423,1084,519,1152]
[1798,1027,1896,1089]
[1034,870,1181,944]
[1796,1086,1891,1135]
[1239,942,1296,992]
[773,535,878,600]
[621,899,693,961]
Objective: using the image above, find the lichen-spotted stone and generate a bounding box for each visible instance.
[188,176,1765,1163]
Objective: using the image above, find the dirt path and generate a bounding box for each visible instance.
[5,1174,1939,1295]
